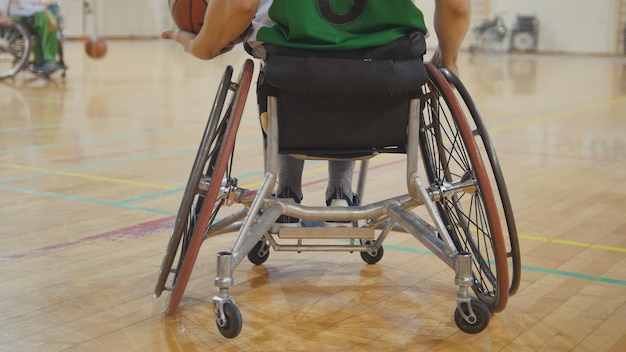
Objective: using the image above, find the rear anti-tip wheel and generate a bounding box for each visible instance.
[216,302,243,339]
[247,239,270,265]
[359,241,383,264]
[454,299,490,334]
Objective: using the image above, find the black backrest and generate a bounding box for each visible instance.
[262,31,428,158]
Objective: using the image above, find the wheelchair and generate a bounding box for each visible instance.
[154,33,521,338]
[509,15,539,53]
[468,15,508,54]
[0,4,67,80]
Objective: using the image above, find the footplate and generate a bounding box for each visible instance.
[278,227,375,240]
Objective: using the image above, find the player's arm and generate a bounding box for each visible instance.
[431,0,471,76]
[162,0,259,60]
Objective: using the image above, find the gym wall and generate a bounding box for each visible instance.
[60,0,625,56]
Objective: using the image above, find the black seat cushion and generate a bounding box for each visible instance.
[263,31,427,96]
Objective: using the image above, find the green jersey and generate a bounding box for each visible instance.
[247,0,427,58]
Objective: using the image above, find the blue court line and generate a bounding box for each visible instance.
[0,184,176,216]
[0,148,195,183]
[1,179,623,287]
[382,244,626,286]
[0,135,263,184]
[115,156,330,204]
[118,188,184,204]
[116,167,268,204]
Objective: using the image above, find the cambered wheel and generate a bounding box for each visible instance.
[154,60,254,315]
[247,238,270,265]
[454,299,490,334]
[0,23,31,79]
[154,64,232,309]
[419,63,509,313]
[440,68,521,296]
[216,302,243,338]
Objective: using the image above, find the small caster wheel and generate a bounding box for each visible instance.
[359,241,383,264]
[454,299,490,334]
[216,302,243,338]
[247,239,270,265]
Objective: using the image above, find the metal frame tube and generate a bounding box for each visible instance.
[406,98,458,257]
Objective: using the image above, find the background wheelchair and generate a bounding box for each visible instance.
[154,40,521,338]
[468,14,508,54]
[509,15,539,53]
[0,3,67,80]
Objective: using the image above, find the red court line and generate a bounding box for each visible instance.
[0,216,175,262]
[1,157,405,262]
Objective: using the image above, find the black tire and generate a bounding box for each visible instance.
[454,299,490,334]
[247,239,270,265]
[359,241,384,264]
[216,302,243,339]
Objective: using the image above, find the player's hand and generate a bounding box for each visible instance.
[161,29,197,53]
[430,47,460,77]
[162,29,236,58]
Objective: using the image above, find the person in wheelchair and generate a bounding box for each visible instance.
[0,0,61,74]
[162,0,470,227]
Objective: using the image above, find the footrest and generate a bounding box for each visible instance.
[278,227,375,240]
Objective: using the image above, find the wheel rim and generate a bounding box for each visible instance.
[163,60,254,315]
[438,68,522,296]
[420,64,509,312]
[154,66,234,301]
[0,24,30,79]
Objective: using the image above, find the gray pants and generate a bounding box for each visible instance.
[277,154,354,200]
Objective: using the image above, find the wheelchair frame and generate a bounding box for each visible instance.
[154,59,521,338]
[0,4,67,80]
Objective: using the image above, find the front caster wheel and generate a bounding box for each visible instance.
[216,302,243,338]
[359,241,384,264]
[454,299,490,334]
[247,239,270,265]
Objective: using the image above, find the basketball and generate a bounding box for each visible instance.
[85,37,107,59]
[168,0,208,34]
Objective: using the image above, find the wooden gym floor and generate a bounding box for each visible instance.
[1,40,625,351]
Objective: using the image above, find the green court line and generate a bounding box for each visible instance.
[0,184,176,216]
[0,180,622,287]
[382,244,626,286]
[0,148,195,183]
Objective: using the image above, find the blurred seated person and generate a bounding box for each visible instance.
[0,0,61,73]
